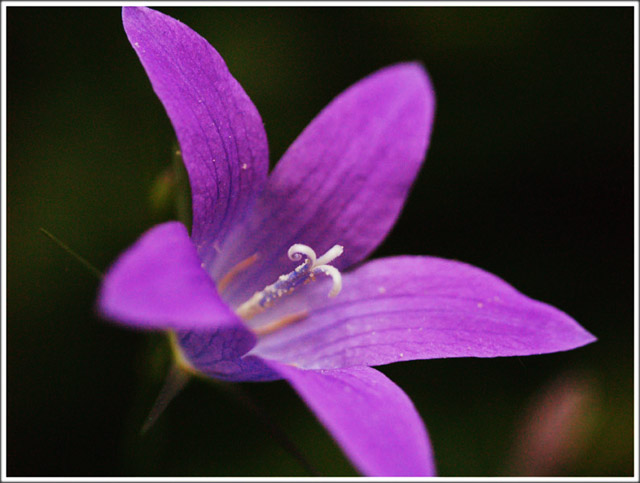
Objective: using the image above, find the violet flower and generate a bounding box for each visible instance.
[98,7,596,476]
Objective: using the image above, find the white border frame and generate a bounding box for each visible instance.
[1,1,638,481]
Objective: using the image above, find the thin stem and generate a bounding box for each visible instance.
[215,381,321,476]
[39,227,103,279]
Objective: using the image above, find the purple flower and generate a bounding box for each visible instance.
[98,6,596,477]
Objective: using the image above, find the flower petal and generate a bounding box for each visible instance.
[98,222,252,350]
[213,63,435,305]
[175,331,278,382]
[253,256,596,369]
[271,362,436,476]
[122,7,269,261]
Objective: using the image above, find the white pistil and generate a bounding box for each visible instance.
[315,244,344,266]
[288,244,318,265]
[311,265,342,297]
[236,244,344,321]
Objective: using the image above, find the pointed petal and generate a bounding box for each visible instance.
[98,222,251,348]
[271,363,436,476]
[122,7,268,260]
[214,63,435,304]
[254,256,596,368]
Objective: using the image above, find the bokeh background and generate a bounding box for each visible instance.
[6,5,634,477]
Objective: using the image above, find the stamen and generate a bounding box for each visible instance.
[235,244,344,322]
[253,311,309,337]
[217,253,260,291]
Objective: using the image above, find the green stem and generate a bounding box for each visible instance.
[39,227,103,279]
[215,381,321,476]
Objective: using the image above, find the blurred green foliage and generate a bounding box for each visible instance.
[6,6,634,476]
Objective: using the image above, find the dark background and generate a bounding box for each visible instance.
[6,5,634,477]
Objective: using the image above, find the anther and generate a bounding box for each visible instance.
[236,244,344,321]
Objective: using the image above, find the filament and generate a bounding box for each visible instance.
[217,253,260,291]
[253,311,309,337]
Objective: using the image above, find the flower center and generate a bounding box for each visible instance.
[235,244,344,322]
